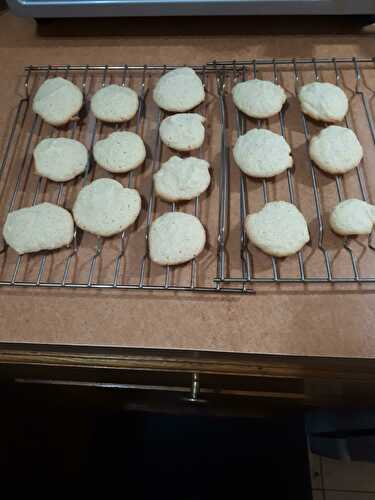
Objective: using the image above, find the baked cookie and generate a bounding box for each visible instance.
[233,128,293,178]
[245,201,309,257]
[91,84,139,123]
[309,125,363,175]
[154,156,210,202]
[153,67,205,112]
[159,113,205,152]
[149,212,206,266]
[232,79,287,119]
[32,77,83,126]
[93,131,146,174]
[34,138,88,182]
[73,178,141,237]
[298,81,348,123]
[3,202,74,254]
[330,199,375,236]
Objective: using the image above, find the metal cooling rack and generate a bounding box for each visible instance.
[2,59,375,294]
[0,64,251,294]
[212,57,375,285]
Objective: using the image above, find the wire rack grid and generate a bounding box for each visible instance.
[211,56,375,286]
[2,59,375,294]
[0,64,252,294]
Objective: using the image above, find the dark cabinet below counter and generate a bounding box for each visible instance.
[1,345,375,415]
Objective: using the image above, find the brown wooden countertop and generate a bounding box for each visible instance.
[1,8,375,359]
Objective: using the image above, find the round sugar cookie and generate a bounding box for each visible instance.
[232,79,287,119]
[298,81,348,123]
[233,128,293,178]
[91,84,139,123]
[153,67,205,112]
[34,138,88,182]
[154,156,210,202]
[73,178,141,237]
[149,212,206,266]
[245,201,309,257]
[309,125,363,175]
[32,77,83,126]
[159,113,205,152]
[3,202,74,254]
[330,199,375,236]
[93,131,146,174]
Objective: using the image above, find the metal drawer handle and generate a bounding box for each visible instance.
[182,373,207,404]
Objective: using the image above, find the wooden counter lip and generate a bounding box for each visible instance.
[1,342,375,380]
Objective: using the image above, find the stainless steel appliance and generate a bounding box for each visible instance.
[6,0,375,18]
